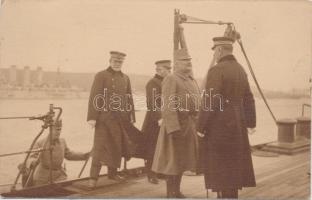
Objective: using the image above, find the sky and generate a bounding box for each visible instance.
[0,0,311,91]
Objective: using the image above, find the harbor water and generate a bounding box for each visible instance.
[0,97,310,186]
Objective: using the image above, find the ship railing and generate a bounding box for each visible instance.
[0,104,62,191]
[0,107,147,192]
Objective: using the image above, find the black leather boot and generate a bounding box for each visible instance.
[148,171,159,184]
[175,174,186,198]
[166,176,176,198]
[107,167,125,181]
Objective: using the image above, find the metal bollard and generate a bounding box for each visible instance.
[277,119,297,143]
[296,116,311,139]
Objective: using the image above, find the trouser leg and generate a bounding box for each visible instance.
[217,191,222,198]
[146,160,152,178]
[90,157,102,180]
[166,175,176,198]
[175,174,182,193]
[231,189,238,198]
[165,174,184,198]
[146,159,156,178]
[175,174,186,198]
[107,167,117,178]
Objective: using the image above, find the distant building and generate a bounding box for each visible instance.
[9,65,17,85]
[22,66,31,87]
[0,70,6,85]
[34,66,43,86]
[0,66,94,91]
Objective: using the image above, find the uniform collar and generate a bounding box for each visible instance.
[218,54,236,63]
[107,66,124,76]
[154,74,164,81]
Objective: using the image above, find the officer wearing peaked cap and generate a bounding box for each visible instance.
[87,51,136,188]
[211,36,235,50]
[152,49,200,198]
[141,59,171,184]
[205,37,235,70]
[109,51,126,60]
[155,59,172,67]
[197,37,256,198]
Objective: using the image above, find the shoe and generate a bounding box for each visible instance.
[148,177,159,184]
[167,192,177,198]
[108,175,125,181]
[87,179,97,189]
[176,191,186,198]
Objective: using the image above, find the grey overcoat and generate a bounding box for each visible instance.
[152,73,200,175]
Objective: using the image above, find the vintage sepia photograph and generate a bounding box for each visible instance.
[0,0,311,198]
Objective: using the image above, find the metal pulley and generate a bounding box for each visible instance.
[223,24,241,41]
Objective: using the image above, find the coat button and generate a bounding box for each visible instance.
[112,78,114,81]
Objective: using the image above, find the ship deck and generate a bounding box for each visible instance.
[1,150,310,199]
[65,151,310,199]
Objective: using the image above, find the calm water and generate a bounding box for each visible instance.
[0,98,310,185]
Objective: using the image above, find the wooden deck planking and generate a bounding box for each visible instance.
[252,152,309,181]
[240,162,309,199]
[66,151,310,199]
[75,179,166,198]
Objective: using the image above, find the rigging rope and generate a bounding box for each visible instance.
[237,39,277,123]
[0,116,33,120]
[0,148,48,158]
[177,11,278,123]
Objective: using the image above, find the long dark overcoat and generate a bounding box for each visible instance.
[141,74,163,160]
[87,67,136,168]
[152,72,200,175]
[197,55,256,190]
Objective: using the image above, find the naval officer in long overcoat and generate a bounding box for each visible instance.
[197,37,256,198]
[152,49,200,198]
[141,60,171,184]
[87,51,135,187]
